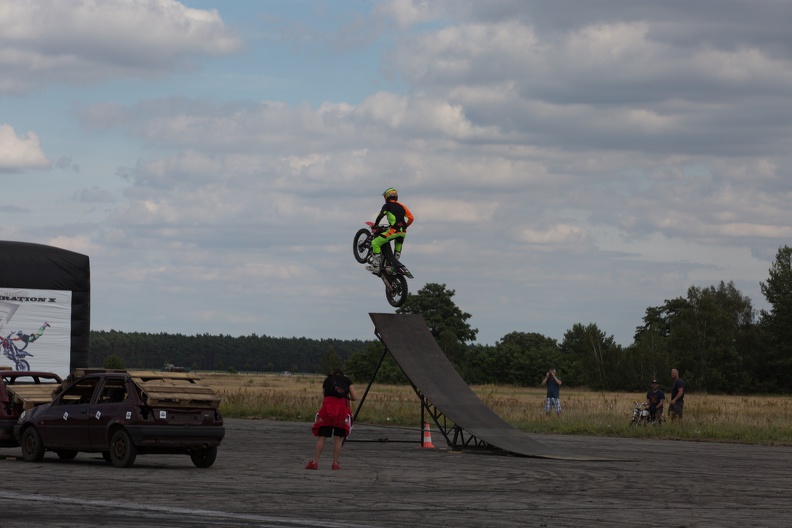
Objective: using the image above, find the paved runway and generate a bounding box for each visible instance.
[2,419,791,527]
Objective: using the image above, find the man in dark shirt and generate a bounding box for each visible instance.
[669,368,685,421]
[645,379,665,422]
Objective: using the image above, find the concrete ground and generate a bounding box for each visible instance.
[1,419,791,527]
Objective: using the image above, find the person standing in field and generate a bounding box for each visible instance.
[669,368,685,421]
[645,379,665,422]
[542,368,562,415]
[305,368,358,470]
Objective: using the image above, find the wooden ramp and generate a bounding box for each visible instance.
[369,313,602,460]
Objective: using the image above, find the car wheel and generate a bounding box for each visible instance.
[56,450,78,460]
[190,446,218,468]
[20,427,45,462]
[109,429,137,468]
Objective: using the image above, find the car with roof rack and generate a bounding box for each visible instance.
[1,367,63,448]
[14,369,224,468]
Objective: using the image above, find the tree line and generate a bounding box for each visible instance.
[90,331,368,375]
[345,246,792,394]
[91,246,792,395]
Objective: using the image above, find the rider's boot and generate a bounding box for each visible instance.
[391,251,413,278]
[366,254,382,274]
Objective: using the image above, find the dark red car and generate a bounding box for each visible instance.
[14,369,224,468]
[1,369,62,448]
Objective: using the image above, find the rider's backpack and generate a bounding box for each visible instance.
[329,376,349,398]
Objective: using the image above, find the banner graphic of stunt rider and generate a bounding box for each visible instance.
[0,288,71,377]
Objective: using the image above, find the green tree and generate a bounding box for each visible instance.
[89,330,370,374]
[480,332,559,386]
[343,342,406,384]
[673,282,756,392]
[458,344,495,384]
[630,300,686,390]
[318,347,343,375]
[626,322,671,390]
[760,245,792,391]
[103,353,126,370]
[637,281,757,393]
[560,323,621,389]
[397,283,478,365]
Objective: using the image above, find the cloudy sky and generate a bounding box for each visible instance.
[3,0,791,347]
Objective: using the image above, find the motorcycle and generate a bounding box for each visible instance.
[629,401,663,426]
[1,334,33,371]
[353,222,413,308]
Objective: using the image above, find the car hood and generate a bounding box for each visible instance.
[17,402,52,424]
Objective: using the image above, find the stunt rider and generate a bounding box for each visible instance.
[12,322,50,350]
[366,187,414,274]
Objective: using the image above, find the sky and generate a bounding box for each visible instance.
[3,0,792,347]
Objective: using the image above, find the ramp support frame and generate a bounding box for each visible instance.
[350,328,501,453]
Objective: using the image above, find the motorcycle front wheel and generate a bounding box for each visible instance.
[15,359,30,371]
[385,274,409,307]
[353,229,372,264]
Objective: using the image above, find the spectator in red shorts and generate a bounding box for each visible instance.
[305,369,358,470]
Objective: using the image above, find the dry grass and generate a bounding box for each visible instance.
[200,372,792,446]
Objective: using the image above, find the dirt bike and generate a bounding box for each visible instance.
[1,334,32,371]
[629,401,663,426]
[353,222,413,308]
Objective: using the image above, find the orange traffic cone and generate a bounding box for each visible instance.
[422,422,435,448]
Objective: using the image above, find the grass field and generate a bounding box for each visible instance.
[200,372,792,446]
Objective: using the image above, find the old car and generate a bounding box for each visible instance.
[1,367,62,447]
[14,369,224,468]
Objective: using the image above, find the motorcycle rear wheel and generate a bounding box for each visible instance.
[353,229,372,263]
[385,274,409,307]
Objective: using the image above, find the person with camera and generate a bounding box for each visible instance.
[541,368,562,415]
[645,379,665,422]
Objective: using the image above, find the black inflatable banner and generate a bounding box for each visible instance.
[0,241,90,376]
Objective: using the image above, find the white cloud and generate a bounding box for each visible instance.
[0,124,51,171]
[76,186,115,203]
[0,0,241,94]
[392,20,541,88]
[46,235,99,255]
[565,22,654,66]
[374,0,446,29]
[519,223,590,246]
